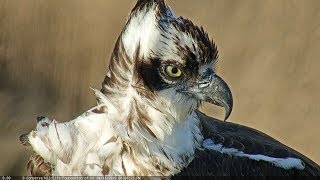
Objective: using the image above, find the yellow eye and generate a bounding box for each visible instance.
[165,65,182,78]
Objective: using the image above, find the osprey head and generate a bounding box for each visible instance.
[106,0,233,121]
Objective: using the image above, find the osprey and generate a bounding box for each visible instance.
[20,0,320,176]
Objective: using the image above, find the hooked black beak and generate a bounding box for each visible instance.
[195,74,233,121]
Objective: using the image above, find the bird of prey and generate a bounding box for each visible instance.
[20,0,320,177]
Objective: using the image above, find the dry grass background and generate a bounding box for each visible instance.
[0,0,319,175]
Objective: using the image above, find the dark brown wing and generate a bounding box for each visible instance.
[176,111,320,176]
[19,133,53,176]
[27,153,53,176]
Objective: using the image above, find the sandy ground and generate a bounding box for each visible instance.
[0,0,319,175]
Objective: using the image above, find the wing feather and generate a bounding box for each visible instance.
[27,153,52,176]
[176,111,320,176]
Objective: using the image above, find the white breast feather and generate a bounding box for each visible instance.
[28,87,203,176]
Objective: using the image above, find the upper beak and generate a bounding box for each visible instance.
[196,74,233,121]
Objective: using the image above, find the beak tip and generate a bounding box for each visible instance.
[222,92,233,121]
[223,105,232,121]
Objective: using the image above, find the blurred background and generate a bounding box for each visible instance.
[0,0,319,175]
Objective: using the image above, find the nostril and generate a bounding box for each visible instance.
[199,81,210,85]
[36,116,45,122]
[198,81,210,88]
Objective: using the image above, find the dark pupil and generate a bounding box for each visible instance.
[171,67,178,74]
